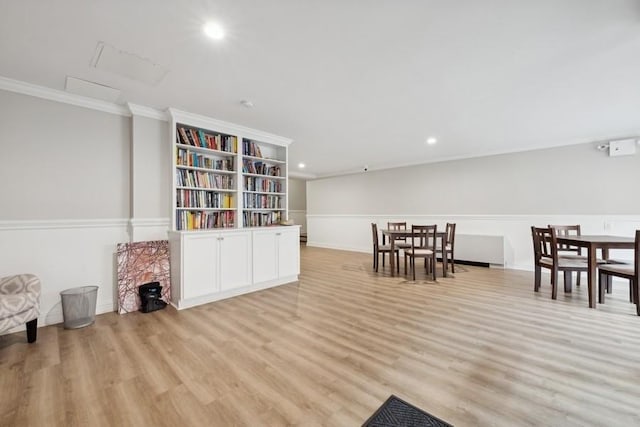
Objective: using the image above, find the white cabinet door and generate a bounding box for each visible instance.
[278,228,300,278]
[219,231,252,291]
[252,230,278,284]
[182,234,218,299]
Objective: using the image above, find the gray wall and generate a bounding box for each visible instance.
[288,178,307,211]
[308,142,640,215]
[0,90,130,220]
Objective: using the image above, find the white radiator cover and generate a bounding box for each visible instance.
[454,234,504,265]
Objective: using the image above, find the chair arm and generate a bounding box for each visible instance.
[0,274,41,295]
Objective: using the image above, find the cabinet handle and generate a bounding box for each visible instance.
[220,237,224,241]
[276,233,281,236]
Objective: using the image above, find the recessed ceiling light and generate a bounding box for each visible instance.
[203,22,225,40]
[240,100,254,108]
[298,163,306,168]
[426,137,437,145]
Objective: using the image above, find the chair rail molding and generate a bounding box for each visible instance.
[0,218,128,231]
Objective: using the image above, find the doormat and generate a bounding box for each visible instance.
[362,395,453,427]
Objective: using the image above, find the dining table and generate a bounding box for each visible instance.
[381,229,448,278]
[555,235,635,309]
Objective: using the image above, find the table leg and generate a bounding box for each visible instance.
[588,245,597,308]
[390,237,395,277]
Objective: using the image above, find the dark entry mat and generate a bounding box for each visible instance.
[362,395,453,427]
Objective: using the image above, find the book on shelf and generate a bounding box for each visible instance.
[244,176,283,192]
[243,193,281,209]
[243,139,263,158]
[177,125,237,153]
[177,210,235,230]
[176,190,235,209]
[198,129,207,148]
[242,211,281,227]
[242,160,281,176]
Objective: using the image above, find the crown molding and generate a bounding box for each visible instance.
[288,171,316,179]
[126,103,168,121]
[0,75,130,116]
[168,108,293,147]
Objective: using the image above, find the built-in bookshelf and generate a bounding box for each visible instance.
[169,109,291,231]
[241,138,287,227]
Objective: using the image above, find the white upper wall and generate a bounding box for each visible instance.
[0,89,130,220]
[308,142,640,215]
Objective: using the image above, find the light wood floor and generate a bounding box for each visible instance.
[2,246,640,426]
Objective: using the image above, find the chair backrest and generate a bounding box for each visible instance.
[388,222,408,242]
[445,223,456,247]
[531,226,555,264]
[549,224,581,253]
[388,222,407,230]
[371,223,380,248]
[635,230,640,279]
[412,225,437,250]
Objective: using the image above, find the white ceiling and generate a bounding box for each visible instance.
[1,1,640,178]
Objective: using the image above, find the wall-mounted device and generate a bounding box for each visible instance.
[597,138,638,157]
[608,138,637,157]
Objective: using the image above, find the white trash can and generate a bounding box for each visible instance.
[60,285,99,329]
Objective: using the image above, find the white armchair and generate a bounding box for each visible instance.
[0,274,41,343]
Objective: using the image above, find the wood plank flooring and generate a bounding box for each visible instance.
[1,245,640,426]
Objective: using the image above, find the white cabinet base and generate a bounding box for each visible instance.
[169,226,300,310]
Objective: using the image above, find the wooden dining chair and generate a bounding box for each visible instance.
[531,226,588,299]
[436,223,456,274]
[387,222,412,247]
[597,230,639,315]
[404,225,437,281]
[371,223,399,273]
[549,224,584,289]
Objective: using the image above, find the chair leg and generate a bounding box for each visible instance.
[412,257,416,281]
[373,250,377,271]
[449,251,455,273]
[404,254,408,275]
[564,271,572,293]
[633,279,640,315]
[26,318,37,343]
[382,252,385,267]
[534,266,541,292]
[396,251,400,274]
[576,271,580,287]
[606,275,612,294]
[551,268,558,300]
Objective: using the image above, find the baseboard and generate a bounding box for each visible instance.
[444,259,490,268]
[306,241,369,254]
[43,301,116,327]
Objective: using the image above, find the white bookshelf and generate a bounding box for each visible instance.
[167,108,299,310]
[169,108,291,231]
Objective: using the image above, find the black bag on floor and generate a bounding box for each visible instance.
[138,281,167,313]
